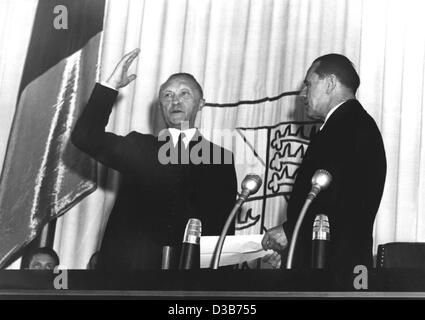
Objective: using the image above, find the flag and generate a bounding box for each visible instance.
[0,0,105,268]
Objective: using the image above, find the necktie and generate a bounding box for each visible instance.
[178,133,189,164]
[177,132,185,148]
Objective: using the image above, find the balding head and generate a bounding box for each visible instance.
[158,73,205,129]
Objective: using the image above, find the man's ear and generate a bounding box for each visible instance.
[157,100,163,115]
[326,75,337,94]
[199,98,206,110]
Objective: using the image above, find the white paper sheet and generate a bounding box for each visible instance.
[200,234,274,268]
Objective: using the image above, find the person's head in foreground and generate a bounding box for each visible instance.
[24,247,60,270]
[87,251,100,270]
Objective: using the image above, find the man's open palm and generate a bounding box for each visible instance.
[106,48,140,89]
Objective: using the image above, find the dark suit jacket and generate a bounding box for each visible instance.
[72,84,237,270]
[284,99,387,270]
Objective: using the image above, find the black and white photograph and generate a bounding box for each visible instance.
[0,0,424,303]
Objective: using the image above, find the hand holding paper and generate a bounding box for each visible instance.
[200,234,274,268]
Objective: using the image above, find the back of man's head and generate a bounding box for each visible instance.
[87,251,100,270]
[312,54,360,94]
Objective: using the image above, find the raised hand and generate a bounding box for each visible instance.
[106,48,140,89]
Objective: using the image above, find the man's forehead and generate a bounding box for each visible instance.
[32,253,54,262]
[162,76,197,90]
[159,74,204,98]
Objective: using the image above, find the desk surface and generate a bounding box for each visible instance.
[1,269,425,297]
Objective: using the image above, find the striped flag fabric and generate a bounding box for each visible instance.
[0,0,105,268]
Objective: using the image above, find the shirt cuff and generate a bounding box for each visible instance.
[99,81,118,91]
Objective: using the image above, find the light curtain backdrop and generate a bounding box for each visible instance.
[0,0,424,268]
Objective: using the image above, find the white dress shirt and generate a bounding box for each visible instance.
[167,128,197,148]
[100,81,118,91]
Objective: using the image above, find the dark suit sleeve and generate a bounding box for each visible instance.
[212,152,238,270]
[71,83,138,173]
[219,153,238,236]
[206,150,238,236]
[281,127,346,241]
[310,136,346,216]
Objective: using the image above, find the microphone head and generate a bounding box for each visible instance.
[312,214,330,240]
[240,174,262,199]
[183,218,202,245]
[311,169,332,191]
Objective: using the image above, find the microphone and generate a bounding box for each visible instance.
[161,246,175,270]
[239,174,262,201]
[178,218,202,270]
[212,174,262,269]
[311,214,330,269]
[286,169,332,269]
[307,169,332,200]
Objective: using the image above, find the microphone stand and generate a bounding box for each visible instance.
[211,174,262,270]
[285,198,313,269]
[286,169,332,269]
[211,197,245,270]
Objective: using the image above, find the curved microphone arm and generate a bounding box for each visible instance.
[211,198,245,269]
[212,174,262,269]
[286,169,332,269]
[285,198,313,269]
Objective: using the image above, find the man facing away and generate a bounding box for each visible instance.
[72,49,237,270]
[262,54,387,270]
